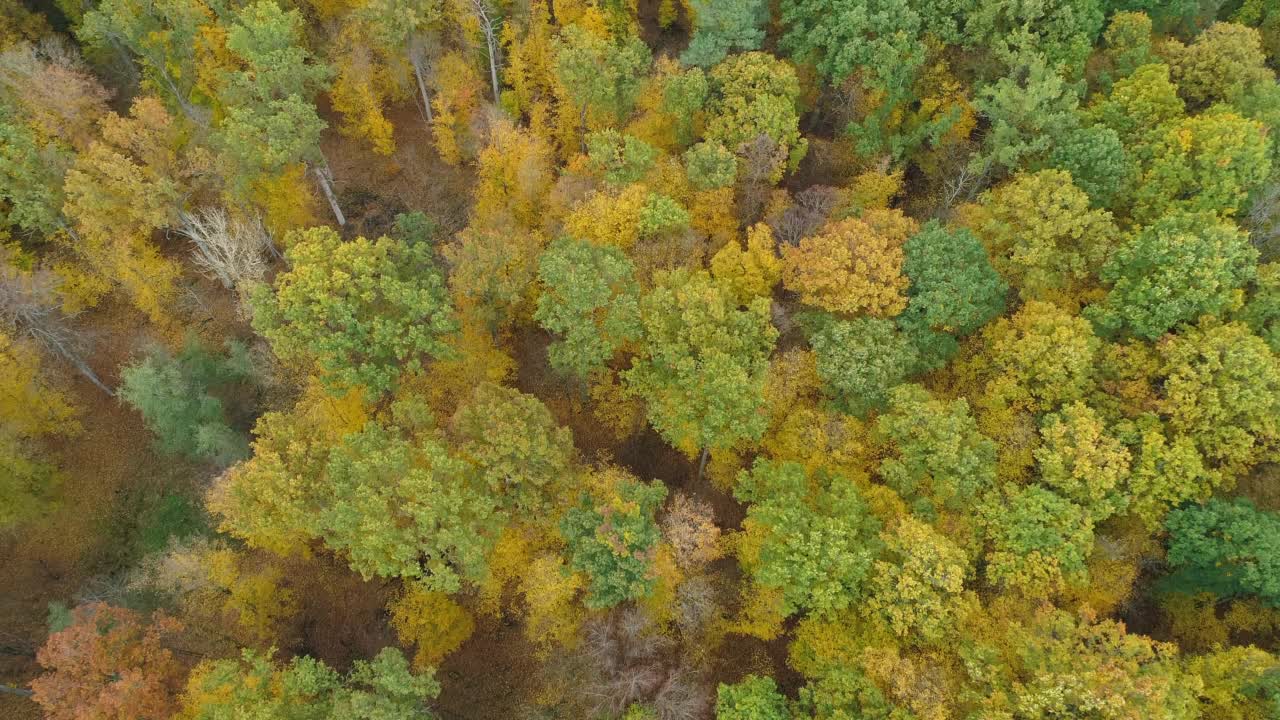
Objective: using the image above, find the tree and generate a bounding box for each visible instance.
[1167,22,1273,108]
[207,380,371,557]
[0,39,110,151]
[62,97,186,324]
[781,209,916,317]
[1045,125,1130,208]
[1034,402,1130,522]
[388,584,475,668]
[1131,111,1272,224]
[31,603,186,720]
[624,269,777,459]
[534,236,641,380]
[553,26,650,129]
[964,0,1104,73]
[586,129,658,186]
[876,384,996,518]
[972,56,1081,174]
[179,647,438,720]
[805,314,919,417]
[715,675,788,720]
[0,330,77,528]
[778,0,926,156]
[1156,320,1280,479]
[980,484,1094,595]
[560,468,667,609]
[967,606,1200,719]
[710,223,782,305]
[966,169,1118,303]
[78,0,209,119]
[974,300,1100,414]
[705,51,807,178]
[1238,262,1280,353]
[1100,11,1154,80]
[449,382,574,514]
[0,118,70,239]
[896,220,1006,366]
[736,460,880,617]
[1086,62,1184,153]
[1089,211,1257,340]
[118,337,253,466]
[683,141,737,190]
[320,422,501,590]
[177,207,274,291]
[250,226,456,398]
[866,516,975,644]
[681,0,767,68]
[217,1,340,222]
[1164,499,1280,608]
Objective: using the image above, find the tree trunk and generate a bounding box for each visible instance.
[697,447,709,482]
[410,51,434,124]
[312,161,346,227]
[0,684,32,698]
[472,0,502,102]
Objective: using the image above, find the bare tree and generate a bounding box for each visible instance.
[1245,181,1280,262]
[768,185,840,246]
[0,261,112,396]
[466,0,503,103]
[580,608,712,720]
[177,207,274,290]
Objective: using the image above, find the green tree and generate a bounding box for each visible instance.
[805,314,919,417]
[1132,111,1272,224]
[78,0,209,118]
[797,667,899,720]
[560,471,667,609]
[972,55,1081,173]
[534,237,641,380]
[866,516,975,644]
[321,422,501,590]
[586,129,658,186]
[897,221,1006,367]
[1045,124,1130,208]
[980,484,1093,595]
[778,0,925,156]
[735,459,881,616]
[705,51,807,176]
[250,226,456,398]
[624,269,776,458]
[1089,212,1257,340]
[449,382,574,515]
[964,0,1104,73]
[975,300,1100,413]
[682,0,768,69]
[217,0,333,196]
[968,169,1118,303]
[0,119,70,239]
[179,647,438,720]
[716,675,789,720]
[1237,262,1280,353]
[553,26,650,128]
[876,384,997,518]
[683,141,737,190]
[1034,402,1130,522]
[1164,499,1280,608]
[119,338,253,466]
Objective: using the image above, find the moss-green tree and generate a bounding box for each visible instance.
[250,227,455,398]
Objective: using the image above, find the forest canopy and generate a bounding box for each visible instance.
[3,0,1280,719]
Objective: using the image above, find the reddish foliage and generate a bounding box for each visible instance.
[30,603,186,720]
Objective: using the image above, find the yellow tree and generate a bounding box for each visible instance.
[781,208,916,317]
[62,97,188,324]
